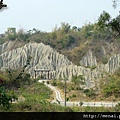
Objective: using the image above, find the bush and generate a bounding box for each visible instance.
[76,87,82,90]
[51,81,57,86]
[0,86,17,109]
[79,102,83,106]
[71,86,75,90]
[46,81,50,84]
[84,89,94,97]
[115,68,120,76]
[72,94,77,98]
[102,76,120,97]
[90,66,97,70]
[66,97,69,101]
[57,81,64,89]
[72,75,84,85]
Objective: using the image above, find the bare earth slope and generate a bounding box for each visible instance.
[0,41,120,88]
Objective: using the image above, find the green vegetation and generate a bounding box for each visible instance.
[90,66,97,70]
[97,11,120,39]
[1,20,119,65]
[1,67,120,112]
[0,69,74,112]
[72,75,85,85]
[83,89,95,97]
[101,72,120,98]
[51,80,57,86]
[0,1,120,111]
[0,86,17,109]
[0,81,74,112]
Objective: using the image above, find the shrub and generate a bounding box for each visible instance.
[0,86,17,109]
[84,89,94,97]
[71,86,75,90]
[79,101,84,106]
[90,66,97,70]
[46,81,50,84]
[51,81,57,86]
[66,97,69,101]
[76,87,83,90]
[72,75,84,85]
[72,94,77,98]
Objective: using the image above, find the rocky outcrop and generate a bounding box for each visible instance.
[100,46,106,56]
[0,41,120,88]
[108,54,120,73]
[80,49,97,67]
[0,42,73,77]
[56,53,120,88]
[0,41,15,55]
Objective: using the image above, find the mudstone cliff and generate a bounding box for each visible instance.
[0,41,120,88]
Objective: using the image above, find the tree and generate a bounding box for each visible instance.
[9,56,32,88]
[0,86,17,109]
[97,0,120,39]
[0,55,32,109]
[97,11,120,39]
[60,22,71,34]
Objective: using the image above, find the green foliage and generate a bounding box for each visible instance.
[4,99,74,112]
[102,75,120,97]
[18,82,52,101]
[114,103,120,112]
[72,75,84,85]
[0,86,17,109]
[0,37,7,45]
[84,89,94,97]
[46,81,50,84]
[115,68,120,76]
[79,101,83,106]
[98,11,111,29]
[72,94,77,98]
[90,66,97,70]
[4,21,117,65]
[0,82,74,112]
[7,34,17,41]
[51,81,57,86]
[97,11,120,38]
[0,55,32,110]
[60,22,71,34]
[55,81,64,89]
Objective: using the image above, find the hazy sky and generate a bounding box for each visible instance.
[0,0,119,33]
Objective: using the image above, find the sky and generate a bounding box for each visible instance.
[0,0,120,33]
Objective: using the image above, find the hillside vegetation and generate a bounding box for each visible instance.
[0,22,120,65]
[0,20,120,111]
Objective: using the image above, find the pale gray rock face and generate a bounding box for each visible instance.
[0,42,120,88]
[108,54,120,73]
[80,49,97,67]
[100,46,106,56]
[0,41,15,55]
[0,42,72,77]
[57,53,120,88]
